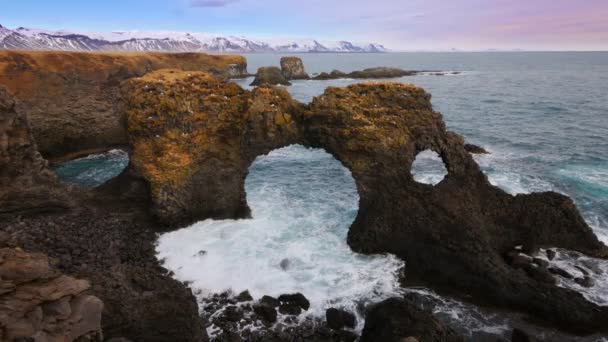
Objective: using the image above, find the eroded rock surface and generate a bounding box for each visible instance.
[250,66,292,86]
[360,298,463,342]
[121,73,608,335]
[0,247,103,342]
[0,50,248,160]
[0,85,74,217]
[280,56,310,80]
[123,69,302,225]
[0,85,207,341]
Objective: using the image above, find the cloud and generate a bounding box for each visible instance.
[190,0,238,7]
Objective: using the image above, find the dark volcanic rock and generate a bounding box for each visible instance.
[250,66,292,86]
[360,297,464,342]
[511,328,543,342]
[312,67,415,80]
[259,295,280,308]
[278,293,310,311]
[253,303,278,323]
[464,143,490,154]
[326,308,356,330]
[121,74,608,335]
[548,266,574,279]
[280,56,310,80]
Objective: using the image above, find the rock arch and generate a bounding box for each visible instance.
[121,70,608,334]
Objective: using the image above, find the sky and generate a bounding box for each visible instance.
[1,0,607,51]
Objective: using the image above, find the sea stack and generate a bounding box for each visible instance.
[250,66,292,86]
[280,56,310,80]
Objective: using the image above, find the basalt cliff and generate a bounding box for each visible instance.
[1,52,608,341]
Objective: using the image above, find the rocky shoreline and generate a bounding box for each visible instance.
[1,51,608,341]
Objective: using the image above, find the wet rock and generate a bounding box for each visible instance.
[278,293,310,311]
[313,67,415,80]
[545,249,556,261]
[280,56,310,80]
[511,328,543,342]
[524,265,556,285]
[250,66,292,86]
[195,250,207,257]
[464,143,489,154]
[313,70,348,80]
[326,308,356,330]
[236,290,253,302]
[548,267,574,279]
[222,305,244,322]
[259,295,280,308]
[334,329,358,341]
[253,304,277,324]
[575,276,595,288]
[532,257,549,268]
[278,303,302,316]
[360,297,464,342]
[580,259,604,275]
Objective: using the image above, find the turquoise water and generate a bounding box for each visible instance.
[52,149,128,188]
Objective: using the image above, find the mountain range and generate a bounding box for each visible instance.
[0,24,387,53]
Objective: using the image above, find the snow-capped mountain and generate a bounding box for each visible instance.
[0,25,388,53]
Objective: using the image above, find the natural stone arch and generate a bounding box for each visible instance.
[121,70,608,334]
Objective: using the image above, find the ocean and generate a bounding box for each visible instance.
[53,52,608,340]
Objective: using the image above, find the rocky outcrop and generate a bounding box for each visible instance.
[0,85,73,217]
[122,74,608,335]
[0,50,248,160]
[0,86,208,341]
[280,56,309,80]
[250,66,292,86]
[464,143,489,154]
[313,67,416,80]
[360,298,463,342]
[0,247,103,341]
[123,69,302,225]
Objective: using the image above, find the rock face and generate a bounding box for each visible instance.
[123,69,302,225]
[0,86,207,341]
[0,247,103,341]
[250,66,292,86]
[360,298,463,342]
[0,85,73,217]
[280,56,309,80]
[313,67,415,80]
[122,75,608,335]
[0,50,248,160]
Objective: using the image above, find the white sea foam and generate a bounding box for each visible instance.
[156,145,404,330]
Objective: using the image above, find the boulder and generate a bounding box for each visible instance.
[250,66,292,86]
[280,56,310,80]
[326,308,357,330]
[278,293,310,311]
[0,248,103,341]
[360,297,463,342]
[464,143,490,154]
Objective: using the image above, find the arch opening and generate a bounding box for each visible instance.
[51,149,129,188]
[411,149,448,186]
[156,144,404,331]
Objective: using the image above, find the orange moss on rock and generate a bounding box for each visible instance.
[0,50,247,159]
[122,69,301,224]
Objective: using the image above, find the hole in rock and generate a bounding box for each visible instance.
[156,144,404,330]
[411,150,448,186]
[51,149,129,188]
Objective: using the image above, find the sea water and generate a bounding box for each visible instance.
[54,52,608,338]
